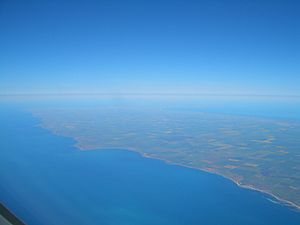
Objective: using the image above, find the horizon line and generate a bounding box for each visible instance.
[1,92,300,98]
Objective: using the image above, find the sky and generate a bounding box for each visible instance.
[0,0,299,96]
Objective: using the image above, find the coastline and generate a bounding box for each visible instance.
[74,143,300,212]
[35,119,300,212]
[35,114,300,213]
[141,152,300,212]
[140,151,300,212]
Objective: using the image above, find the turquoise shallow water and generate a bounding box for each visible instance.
[1,105,300,225]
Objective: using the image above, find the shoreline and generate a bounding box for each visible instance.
[36,114,300,213]
[141,152,300,212]
[140,151,300,212]
[75,144,300,212]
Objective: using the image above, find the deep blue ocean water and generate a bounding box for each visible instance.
[1,104,300,225]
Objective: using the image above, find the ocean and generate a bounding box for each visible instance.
[1,102,300,225]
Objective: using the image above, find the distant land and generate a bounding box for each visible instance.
[33,106,300,211]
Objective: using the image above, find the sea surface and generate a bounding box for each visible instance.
[1,102,300,225]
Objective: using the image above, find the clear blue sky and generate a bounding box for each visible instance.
[0,0,299,95]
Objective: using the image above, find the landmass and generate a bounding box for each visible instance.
[32,106,300,211]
